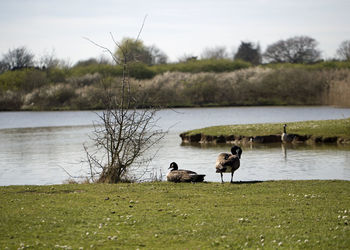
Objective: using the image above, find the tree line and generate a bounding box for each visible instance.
[1,35,350,74]
[0,35,350,111]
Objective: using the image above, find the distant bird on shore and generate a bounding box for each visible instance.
[167,162,206,182]
[215,146,242,183]
[281,124,295,143]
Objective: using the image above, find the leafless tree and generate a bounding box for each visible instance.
[177,53,198,62]
[2,46,35,70]
[39,49,60,69]
[147,45,168,65]
[83,20,166,183]
[264,36,321,63]
[337,40,350,61]
[200,46,229,60]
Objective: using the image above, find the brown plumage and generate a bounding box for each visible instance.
[167,162,205,183]
[215,146,242,183]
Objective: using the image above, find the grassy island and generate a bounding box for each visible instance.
[1,181,350,249]
[180,118,350,144]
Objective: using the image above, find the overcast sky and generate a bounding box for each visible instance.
[1,0,349,64]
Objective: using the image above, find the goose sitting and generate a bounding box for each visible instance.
[281,124,295,143]
[167,162,205,182]
[215,146,242,183]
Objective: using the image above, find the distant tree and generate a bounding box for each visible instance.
[234,42,262,65]
[0,60,7,74]
[97,54,112,65]
[2,46,35,70]
[264,36,321,63]
[39,50,60,69]
[147,45,168,65]
[178,54,198,62]
[336,40,350,61]
[114,37,152,65]
[74,58,99,67]
[201,46,229,60]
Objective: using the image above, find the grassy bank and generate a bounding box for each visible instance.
[1,181,350,249]
[183,118,350,139]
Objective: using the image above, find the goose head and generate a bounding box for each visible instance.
[283,124,287,133]
[231,146,242,159]
[169,162,178,171]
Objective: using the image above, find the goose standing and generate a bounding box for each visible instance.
[281,124,295,143]
[215,146,242,183]
[167,162,206,182]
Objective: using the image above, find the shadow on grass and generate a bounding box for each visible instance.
[232,180,266,185]
[203,180,267,184]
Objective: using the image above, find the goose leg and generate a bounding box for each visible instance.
[230,171,234,183]
[220,172,224,183]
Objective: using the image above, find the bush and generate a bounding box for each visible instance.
[0,68,48,92]
[0,90,23,110]
[140,67,329,107]
[23,84,77,110]
[69,63,123,77]
[152,59,251,74]
[129,62,156,79]
[67,73,102,87]
[47,67,67,83]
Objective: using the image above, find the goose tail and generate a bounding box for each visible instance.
[191,174,206,182]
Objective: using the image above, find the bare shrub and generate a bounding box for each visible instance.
[138,67,331,106]
[83,20,166,183]
[0,90,23,110]
[23,83,76,109]
[67,73,102,86]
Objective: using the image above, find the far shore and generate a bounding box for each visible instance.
[180,118,350,144]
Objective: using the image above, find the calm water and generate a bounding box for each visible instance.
[1,106,350,185]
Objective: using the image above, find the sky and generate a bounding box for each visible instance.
[0,0,349,64]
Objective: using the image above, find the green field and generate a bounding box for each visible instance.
[1,181,350,249]
[183,118,350,139]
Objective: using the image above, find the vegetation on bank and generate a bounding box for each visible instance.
[1,36,350,110]
[182,118,350,139]
[1,181,349,249]
[1,60,350,111]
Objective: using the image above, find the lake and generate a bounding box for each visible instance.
[1,106,350,186]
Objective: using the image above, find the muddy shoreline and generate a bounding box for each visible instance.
[179,133,350,144]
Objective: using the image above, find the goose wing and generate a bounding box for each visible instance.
[216,153,239,173]
[167,169,204,182]
[178,169,197,175]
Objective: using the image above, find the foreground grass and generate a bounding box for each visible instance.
[185,118,350,138]
[1,181,350,249]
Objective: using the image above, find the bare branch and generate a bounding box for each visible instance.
[83,36,120,64]
[136,15,148,42]
[82,17,165,183]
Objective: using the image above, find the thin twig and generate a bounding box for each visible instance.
[136,15,148,42]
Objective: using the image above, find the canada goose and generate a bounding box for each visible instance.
[281,124,295,143]
[215,146,242,183]
[167,162,205,182]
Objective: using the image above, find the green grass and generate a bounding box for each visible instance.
[184,118,350,138]
[1,181,350,249]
